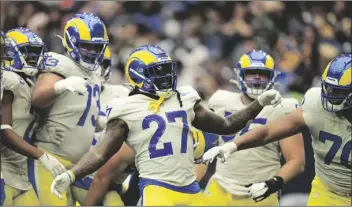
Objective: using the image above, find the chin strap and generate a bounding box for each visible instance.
[148,89,170,113]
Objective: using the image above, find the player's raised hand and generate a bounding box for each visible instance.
[51,170,75,199]
[54,76,88,95]
[257,89,282,107]
[202,142,238,164]
[39,152,66,178]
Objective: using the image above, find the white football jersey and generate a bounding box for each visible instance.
[209,90,298,196]
[33,52,101,163]
[107,86,201,186]
[302,87,351,195]
[1,71,33,190]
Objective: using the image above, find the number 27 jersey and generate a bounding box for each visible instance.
[107,86,201,187]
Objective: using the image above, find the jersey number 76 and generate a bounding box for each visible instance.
[143,110,189,159]
[319,131,352,169]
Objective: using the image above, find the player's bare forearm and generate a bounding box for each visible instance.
[71,119,129,179]
[192,100,263,135]
[1,91,43,159]
[234,109,306,151]
[1,130,43,159]
[84,144,133,205]
[84,173,111,205]
[31,73,62,108]
[195,163,208,182]
[276,133,305,183]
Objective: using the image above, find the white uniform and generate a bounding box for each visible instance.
[302,87,351,195]
[107,86,201,187]
[209,90,298,196]
[1,70,34,191]
[33,52,101,163]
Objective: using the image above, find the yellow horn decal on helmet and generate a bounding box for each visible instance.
[265,55,275,70]
[148,89,170,113]
[339,67,352,86]
[238,54,251,68]
[104,46,111,60]
[6,31,29,45]
[322,61,332,81]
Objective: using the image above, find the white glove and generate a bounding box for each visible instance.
[38,152,66,178]
[202,142,237,164]
[54,76,88,95]
[257,89,282,107]
[39,152,66,178]
[246,176,284,202]
[51,170,75,199]
[247,182,269,202]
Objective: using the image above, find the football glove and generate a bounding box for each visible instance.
[246,176,284,202]
[257,89,282,107]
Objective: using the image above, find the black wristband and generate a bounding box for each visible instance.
[266,176,284,194]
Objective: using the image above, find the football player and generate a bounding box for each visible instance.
[200,50,305,206]
[70,45,131,206]
[29,13,108,206]
[202,54,352,206]
[51,45,282,206]
[1,28,66,206]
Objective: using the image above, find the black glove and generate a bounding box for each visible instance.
[245,176,284,202]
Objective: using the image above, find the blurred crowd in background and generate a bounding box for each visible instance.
[0,1,350,204]
[1,1,350,102]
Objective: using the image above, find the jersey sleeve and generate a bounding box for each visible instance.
[177,86,201,110]
[43,52,73,78]
[2,71,20,94]
[208,90,231,111]
[277,98,299,116]
[105,97,137,129]
[301,87,321,125]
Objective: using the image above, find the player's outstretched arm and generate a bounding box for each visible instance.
[246,132,305,202]
[71,118,129,179]
[1,91,66,178]
[50,118,129,199]
[192,100,263,135]
[84,143,135,206]
[193,89,281,135]
[202,108,307,164]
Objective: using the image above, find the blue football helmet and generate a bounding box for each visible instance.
[235,50,279,99]
[321,54,352,112]
[62,12,109,71]
[6,27,47,76]
[125,45,177,94]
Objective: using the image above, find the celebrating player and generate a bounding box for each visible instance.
[202,54,352,206]
[51,45,282,206]
[200,50,305,206]
[1,28,66,206]
[30,13,108,205]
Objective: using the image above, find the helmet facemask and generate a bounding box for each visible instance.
[237,68,277,99]
[142,61,177,95]
[78,42,106,71]
[321,81,352,112]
